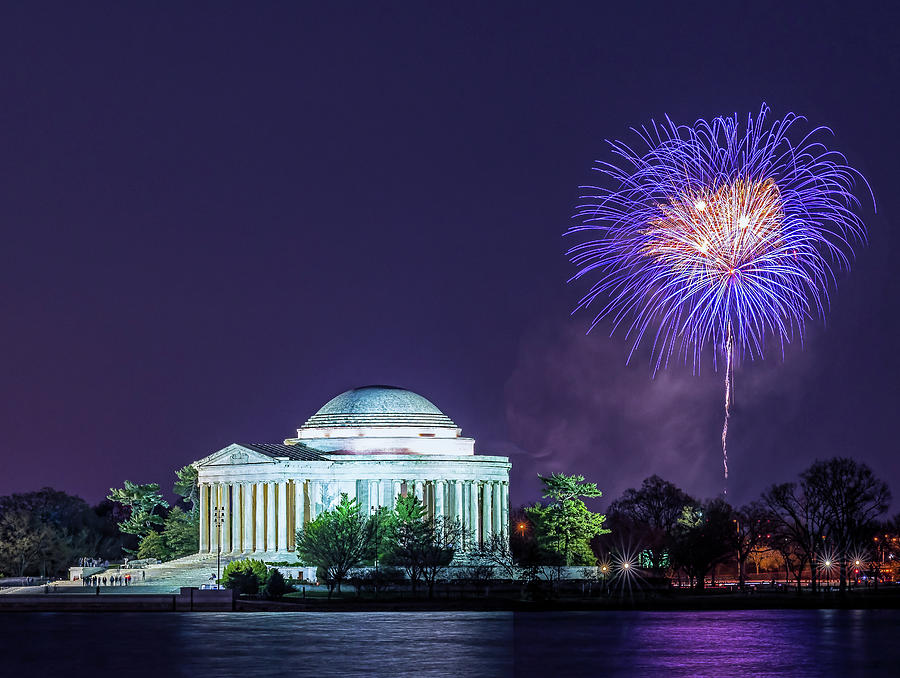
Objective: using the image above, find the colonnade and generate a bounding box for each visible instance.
[198,478,509,554]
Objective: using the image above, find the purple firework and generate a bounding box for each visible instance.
[566,103,872,484]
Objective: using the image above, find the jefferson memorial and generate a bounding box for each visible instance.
[192,386,512,555]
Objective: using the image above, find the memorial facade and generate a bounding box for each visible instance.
[192,385,512,555]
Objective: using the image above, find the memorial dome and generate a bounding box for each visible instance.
[300,385,458,430]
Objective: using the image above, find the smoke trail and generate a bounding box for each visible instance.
[721,321,733,493]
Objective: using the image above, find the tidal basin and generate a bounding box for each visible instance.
[2,609,897,677]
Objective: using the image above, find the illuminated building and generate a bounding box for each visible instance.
[192,386,511,555]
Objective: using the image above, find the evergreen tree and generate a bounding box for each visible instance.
[295,494,372,597]
[525,473,610,571]
[107,481,169,545]
[383,494,458,598]
[162,506,199,558]
[136,530,170,561]
[173,465,200,517]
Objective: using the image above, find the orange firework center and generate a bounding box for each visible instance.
[645,178,784,279]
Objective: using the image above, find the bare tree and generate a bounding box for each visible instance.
[761,481,827,593]
[607,475,694,575]
[732,501,773,591]
[802,458,891,593]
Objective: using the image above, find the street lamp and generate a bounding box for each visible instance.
[371,506,379,598]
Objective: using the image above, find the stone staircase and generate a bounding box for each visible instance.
[117,552,300,592]
[50,552,302,593]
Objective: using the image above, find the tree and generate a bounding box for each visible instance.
[669,498,733,590]
[473,531,518,581]
[0,510,67,577]
[173,465,200,518]
[136,531,170,561]
[747,544,783,575]
[525,473,610,574]
[801,458,891,593]
[162,506,199,558]
[607,475,694,574]
[263,568,291,599]
[731,501,772,590]
[107,481,169,546]
[383,494,459,598]
[762,480,827,593]
[770,535,808,590]
[295,494,372,598]
[0,488,122,575]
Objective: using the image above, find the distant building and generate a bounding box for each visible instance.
[192,385,511,555]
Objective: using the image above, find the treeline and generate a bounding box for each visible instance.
[295,492,462,599]
[214,458,899,599]
[285,473,613,598]
[0,489,125,577]
[514,456,898,593]
[0,465,200,578]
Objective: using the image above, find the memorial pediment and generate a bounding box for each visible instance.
[195,444,276,467]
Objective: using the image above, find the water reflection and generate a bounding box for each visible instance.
[0,609,897,677]
[513,609,897,677]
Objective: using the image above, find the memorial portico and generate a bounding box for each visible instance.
[193,386,511,556]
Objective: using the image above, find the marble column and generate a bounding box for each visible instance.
[392,480,402,508]
[242,483,253,552]
[230,484,241,552]
[210,484,220,553]
[277,481,288,552]
[222,484,232,553]
[492,482,501,538]
[308,481,319,522]
[199,483,209,553]
[295,481,305,534]
[254,483,266,552]
[266,482,277,551]
[468,481,479,548]
[369,480,381,513]
[414,480,424,504]
[481,482,491,545]
[434,480,445,521]
[500,482,510,542]
[454,480,464,528]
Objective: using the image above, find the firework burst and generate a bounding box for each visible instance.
[567,104,871,486]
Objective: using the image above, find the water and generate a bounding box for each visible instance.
[0,609,896,677]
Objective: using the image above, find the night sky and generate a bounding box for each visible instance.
[1,2,897,512]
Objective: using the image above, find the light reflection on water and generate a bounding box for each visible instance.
[1,609,897,677]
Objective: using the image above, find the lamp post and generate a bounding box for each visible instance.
[370,506,379,599]
[214,507,225,587]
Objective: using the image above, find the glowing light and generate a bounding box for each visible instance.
[567,104,871,486]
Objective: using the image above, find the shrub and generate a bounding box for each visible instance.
[349,567,406,595]
[221,559,268,594]
[263,568,292,599]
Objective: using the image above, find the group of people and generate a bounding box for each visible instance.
[81,571,145,587]
[76,556,108,568]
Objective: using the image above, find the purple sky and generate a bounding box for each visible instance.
[0,3,897,513]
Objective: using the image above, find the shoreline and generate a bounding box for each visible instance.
[2,590,899,613]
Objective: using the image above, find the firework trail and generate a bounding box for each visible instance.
[566,104,871,489]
